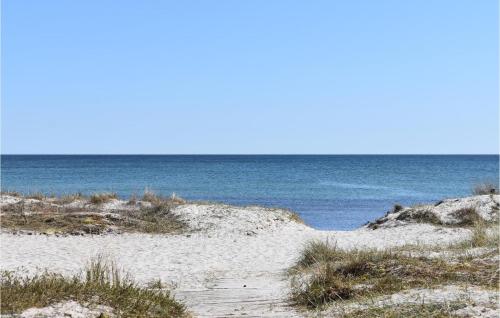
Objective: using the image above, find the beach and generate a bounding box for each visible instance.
[1,193,498,317]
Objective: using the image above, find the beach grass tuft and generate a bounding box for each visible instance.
[0,255,187,317]
[89,192,118,205]
[289,236,499,309]
[142,189,186,205]
[54,192,86,204]
[451,207,482,227]
[287,210,305,224]
[119,202,186,234]
[472,182,498,195]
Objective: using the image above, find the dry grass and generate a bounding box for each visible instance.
[142,189,163,204]
[453,221,496,249]
[289,236,499,309]
[89,192,118,205]
[127,194,138,205]
[451,207,482,226]
[294,241,344,269]
[1,211,110,235]
[0,256,187,317]
[53,193,86,204]
[1,204,186,235]
[1,193,187,235]
[26,192,45,200]
[286,210,305,224]
[472,182,498,195]
[142,189,185,205]
[0,191,21,197]
[119,202,186,234]
[395,208,442,225]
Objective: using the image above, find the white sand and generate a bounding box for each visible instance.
[325,285,499,318]
[16,301,114,318]
[0,195,497,317]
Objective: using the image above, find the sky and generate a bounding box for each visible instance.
[1,0,498,154]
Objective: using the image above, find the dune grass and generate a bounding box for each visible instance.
[0,191,22,197]
[1,192,187,235]
[89,192,118,205]
[26,192,46,201]
[53,192,86,204]
[118,202,186,234]
[142,189,186,205]
[395,208,442,225]
[0,256,187,317]
[450,207,482,227]
[290,222,499,309]
[472,182,498,195]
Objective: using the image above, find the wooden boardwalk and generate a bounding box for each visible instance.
[174,271,303,317]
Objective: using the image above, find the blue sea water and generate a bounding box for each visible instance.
[1,155,498,230]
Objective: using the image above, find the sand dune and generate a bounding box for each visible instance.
[0,194,497,317]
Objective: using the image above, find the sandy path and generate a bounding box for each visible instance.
[0,220,467,317]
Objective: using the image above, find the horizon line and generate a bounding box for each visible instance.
[1,153,499,156]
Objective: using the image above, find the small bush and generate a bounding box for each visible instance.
[452,207,482,226]
[393,204,403,212]
[89,193,118,205]
[0,256,186,317]
[473,182,498,195]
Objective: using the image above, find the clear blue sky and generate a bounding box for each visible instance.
[2,0,498,154]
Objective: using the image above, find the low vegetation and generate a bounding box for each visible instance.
[393,204,403,212]
[0,191,21,197]
[285,209,305,224]
[142,190,186,205]
[0,191,187,235]
[290,220,499,309]
[89,192,118,205]
[53,192,86,205]
[451,207,482,226]
[395,208,442,225]
[472,182,498,195]
[26,192,46,201]
[0,256,187,317]
[117,202,186,234]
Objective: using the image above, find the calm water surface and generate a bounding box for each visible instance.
[1,155,498,230]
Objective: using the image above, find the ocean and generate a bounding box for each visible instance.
[1,155,498,230]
